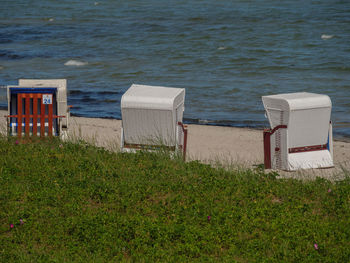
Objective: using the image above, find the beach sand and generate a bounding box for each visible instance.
[1,110,349,180]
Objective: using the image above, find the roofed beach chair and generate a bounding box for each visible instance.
[120,84,187,159]
[262,92,333,171]
[6,79,70,138]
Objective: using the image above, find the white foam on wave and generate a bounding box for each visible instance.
[64,60,88,66]
[321,34,334,40]
[199,119,209,124]
[218,46,226,50]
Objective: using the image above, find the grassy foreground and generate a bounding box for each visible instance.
[0,137,349,262]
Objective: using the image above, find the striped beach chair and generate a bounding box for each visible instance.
[6,79,70,138]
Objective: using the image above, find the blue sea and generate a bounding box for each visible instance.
[1,0,350,138]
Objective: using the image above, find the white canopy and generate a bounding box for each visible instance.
[262,92,331,147]
[121,84,185,147]
[262,92,331,112]
[121,84,185,111]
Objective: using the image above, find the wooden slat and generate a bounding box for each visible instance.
[48,102,53,136]
[17,94,22,138]
[12,93,62,138]
[289,144,328,154]
[25,94,30,136]
[33,94,38,136]
[40,96,45,137]
[263,129,272,169]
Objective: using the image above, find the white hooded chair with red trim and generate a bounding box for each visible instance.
[120,84,187,159]
[262,92,333,171]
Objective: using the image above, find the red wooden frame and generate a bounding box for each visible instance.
[264,125,330,169]
[9,93,64,137]
[288,144,328,154]
[178,121,188,161]
[263,125,287,169]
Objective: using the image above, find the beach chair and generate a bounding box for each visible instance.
[262,92,333,171]
[6,79,70,138]
[121,84,187,158]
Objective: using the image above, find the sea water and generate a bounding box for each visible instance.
[1,0,349,138]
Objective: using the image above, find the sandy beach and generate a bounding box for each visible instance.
[1,110,349,180]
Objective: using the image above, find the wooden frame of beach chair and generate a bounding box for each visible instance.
[177,121,188,160]
[6,79,70,138]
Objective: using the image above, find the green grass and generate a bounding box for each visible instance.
[0,137,349,262]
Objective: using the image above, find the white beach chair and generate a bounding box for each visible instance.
[6,79,70,138]
[120,84,187,158]
[262,92,333,171]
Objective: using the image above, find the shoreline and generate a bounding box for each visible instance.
[1,105,349,141]
[1,110,349,180]
[68,112,350,142]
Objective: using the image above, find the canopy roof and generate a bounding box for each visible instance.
[121,84,185,111]
[18,79,67,90]
[262,92,331,111]
[9,87,57,94]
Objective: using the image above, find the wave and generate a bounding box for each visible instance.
[69,90,121,96]
[321,34,334,40]
[68,90,85,95]
[81,96,95,103]
[102,99,117,103]
[0,34,13,44]
[187,17,207,22]
[64,60,88,66]
[0,50,25,60]
[184,118,267,128]
[97,91,121,95]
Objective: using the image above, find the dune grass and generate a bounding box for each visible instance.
[0,136,349,262]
